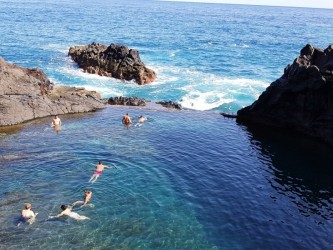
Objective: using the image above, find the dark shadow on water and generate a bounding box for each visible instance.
[242,124,333,220]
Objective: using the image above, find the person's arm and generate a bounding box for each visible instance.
[104,165,112,169]
[53,210,66,218]
[82,196,90,206]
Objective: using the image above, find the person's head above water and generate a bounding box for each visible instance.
[25,203,31,209]
[98,161,102,165]
[61,205,67,210]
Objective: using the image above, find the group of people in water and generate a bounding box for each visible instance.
[122,113,147,127]
[20,112,147,224]
[21,189,93,223]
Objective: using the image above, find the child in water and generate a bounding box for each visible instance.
[21,203,38,224]
[72,190,93,208]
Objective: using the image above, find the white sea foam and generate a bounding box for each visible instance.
[231,43,250,48]
[180,90,234,111]
[51,61,268,111]
[41,44,69,54]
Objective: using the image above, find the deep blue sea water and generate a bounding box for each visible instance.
[1,0,333,249]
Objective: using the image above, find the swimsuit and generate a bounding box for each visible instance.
[69,212,81,220]
[95,170,103,175]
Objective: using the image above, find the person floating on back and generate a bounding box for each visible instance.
[89,161,112,183]
[122,113,132,127]
[49,205,89,220]
[21,203,38,224]
[72,190,93,208]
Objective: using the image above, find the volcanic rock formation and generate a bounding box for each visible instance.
[68,43,157,85]
[237,44,333,145]
[0,57,106,126]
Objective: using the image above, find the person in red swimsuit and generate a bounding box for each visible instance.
[89,161,112,183]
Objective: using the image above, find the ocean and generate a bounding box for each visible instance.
[1,0,333,249]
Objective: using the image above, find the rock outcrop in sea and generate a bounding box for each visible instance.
[0,57,106,126]
[237,44,333,145]
[68,43,157,85]
[108,96,147,106]
[108,97,182,110]
[156,101,182,110]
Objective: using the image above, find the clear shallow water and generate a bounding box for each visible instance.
[1,0,333,249]
[0,107,333,249]
[1,0,333,112]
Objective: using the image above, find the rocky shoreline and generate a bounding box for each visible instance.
[0,56,181,127]
[4,42,333,147]
[237,44,333,146]
[0,57,106,126]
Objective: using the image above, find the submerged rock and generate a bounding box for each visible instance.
[68,42,157,85]
[0,57,106,126]
[237,44,333,146]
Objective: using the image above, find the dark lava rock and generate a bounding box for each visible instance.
[108,96,147,106]
[68,42,157,85]
[156,101,182,110]
[237,44,333,146]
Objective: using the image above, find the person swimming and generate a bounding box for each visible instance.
[138,115,147,123]
[122,113,132,126]
[49,205,89,220]
[21,203,38,224]
[89,161,112,183]
[72,190,92,208]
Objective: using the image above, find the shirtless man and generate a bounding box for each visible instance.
[51,115,61,133]
[49,205,89,220]
[122,113,132,125]
[72,190,92,207]
[89,161,112,183]
[52,115,61,126]
[21,203,38,224]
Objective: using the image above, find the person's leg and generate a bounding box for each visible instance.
[91,174,100,183]
[72,201,84,207]
[89,174,96,183]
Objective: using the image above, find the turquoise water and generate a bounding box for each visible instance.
[1,0,333,112]
[1,107,333,249]
[1,0,333,249]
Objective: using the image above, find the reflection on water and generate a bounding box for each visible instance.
[245,125,333,221]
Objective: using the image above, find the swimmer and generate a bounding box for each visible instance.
[122,113,132,125]
[21,203,38,224]
[72,190,92,208]
[89,161,112,183]
[49,205,89,220]
[138,115,147,123]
